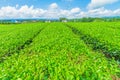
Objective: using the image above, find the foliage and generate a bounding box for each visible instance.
[67,22,120,61]
[0,23,45,59]
[0,22,119,80]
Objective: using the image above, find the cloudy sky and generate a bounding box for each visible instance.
[0,0,120,19]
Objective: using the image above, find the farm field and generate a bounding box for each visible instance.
[66,22,120,61]
[0,22,120,80]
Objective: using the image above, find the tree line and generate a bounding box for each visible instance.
[59,17,120,22]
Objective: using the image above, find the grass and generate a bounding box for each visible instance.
[0,22,120,80]
[67,22,120,61]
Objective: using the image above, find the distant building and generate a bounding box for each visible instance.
[11,20,19,23]
[62,20,67,22]
[45,20,51,23]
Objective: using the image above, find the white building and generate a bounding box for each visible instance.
[62,20,67,22]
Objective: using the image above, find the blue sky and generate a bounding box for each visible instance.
[0,0,120,19]
[0,0,90,10]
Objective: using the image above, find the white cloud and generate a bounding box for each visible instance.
[70,7,81,13]
[88,0,118,9]
[0,3,82,19]
[0,5,47,18]
[15,4,19,8]
[49,3,58,9]
[0,6,18,18]
[0,3,120,19]
[87,7,113,17]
